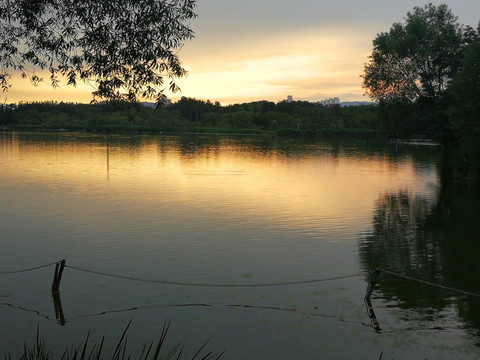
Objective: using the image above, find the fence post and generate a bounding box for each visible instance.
[365,268,381,300]
[51,259,66,294]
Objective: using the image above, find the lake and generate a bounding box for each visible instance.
[1,132,480,359]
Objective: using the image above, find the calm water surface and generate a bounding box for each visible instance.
[1,132,479,359]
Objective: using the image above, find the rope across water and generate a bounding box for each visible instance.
[0,261,58,275]
[3,260,480,298]
[65,264,362,287]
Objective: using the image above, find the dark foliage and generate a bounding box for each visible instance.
[0,0,196,106]
[446,33,480,180]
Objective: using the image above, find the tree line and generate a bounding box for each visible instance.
[0,99,380,137]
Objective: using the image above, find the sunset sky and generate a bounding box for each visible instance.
[4,0,480,105]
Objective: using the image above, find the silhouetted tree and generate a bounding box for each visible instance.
[0,0,196,106]
[362,4,468,138]
[363,4,464,103]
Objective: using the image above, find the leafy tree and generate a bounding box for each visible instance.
[363,4,465,104]
[0,0,196,106]
[449,30,480,130]
[446,29,480,179]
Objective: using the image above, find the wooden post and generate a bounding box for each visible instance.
[365,268,381,300]
[51,259,66,294]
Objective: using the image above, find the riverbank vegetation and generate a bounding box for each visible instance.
[0,99,380,138]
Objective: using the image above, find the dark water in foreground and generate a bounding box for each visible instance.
[1,132,480,359]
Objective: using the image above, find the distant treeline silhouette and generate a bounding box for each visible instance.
[1,99,380,137]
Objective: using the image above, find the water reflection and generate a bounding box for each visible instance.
[359,181,480,336]
[5,131,466,359]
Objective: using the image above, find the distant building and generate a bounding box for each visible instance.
[285,95,293,103]
[318,97,340,107]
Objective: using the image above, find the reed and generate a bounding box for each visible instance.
[4,321,224,360]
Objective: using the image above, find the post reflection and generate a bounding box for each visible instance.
[364,297,382,333]
[52,292,66,326]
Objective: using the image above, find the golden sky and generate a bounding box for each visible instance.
[2,0,479,105]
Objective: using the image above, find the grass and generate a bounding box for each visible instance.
[4,320,224,360]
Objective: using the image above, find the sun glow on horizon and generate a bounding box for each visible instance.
[174,27,372,104]
[2,27,373,105]
[2,73,97,104]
